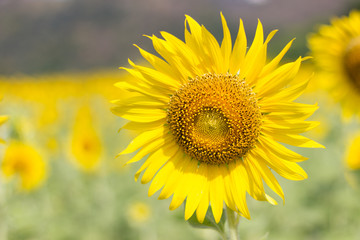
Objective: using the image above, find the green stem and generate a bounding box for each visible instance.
[219,229,227,240]
[226,206,240,240]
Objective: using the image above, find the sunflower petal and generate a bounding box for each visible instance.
[259,39,295,77]
[169,157,198,211]
[121,119,166,132]
[208,165,225,223]
[260,102,318,115]
[114,80,169,102]
[128,60,181,90]
[134,44,181,81]
[258,135,308,162]
[243,156,270,203]
[260,77,310,103]
[148,150,183,196]
[158,153,192,200]
[229,161,250,219]
[184,163,207,220]
[255,142,308,180]
[239,19,265,83]
[123,134,172,165]
[220,165,236,211]
[220,12,232,72]
[229,19,247,74]
[201,25,223,73]
[119,127,167,155]
[265,132,325,148]
[141,143,179,184]
[195,178,210,223]
[257,57,302,97]
[262,120,320,134]
[248,152,284,202]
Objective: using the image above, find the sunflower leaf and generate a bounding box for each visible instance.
[187,206,226,233]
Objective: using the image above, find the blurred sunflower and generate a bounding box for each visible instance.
[127,201,152,224]
[0,96,7,143]
[308,10,360,118]
[345,133,360,171]
[1,141,47,191]
[71,105,102,172]
[0,115,7,144]
[344,133,360,188]
[113,13,323,223]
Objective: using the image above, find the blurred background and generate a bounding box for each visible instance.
[1,0,360,239]
[1,0,359,75]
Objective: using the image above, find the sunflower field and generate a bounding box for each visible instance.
[1,1,360,240]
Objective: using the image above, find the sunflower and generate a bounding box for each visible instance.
[308,10,360,118]
[71,105,102,172]
[0,96,7,144]
[1,141,47,191]
[0,115,7,144]
[112,13,323,223]
[344,132,360,188]
[127,201,152,224]
[345,133,360,171]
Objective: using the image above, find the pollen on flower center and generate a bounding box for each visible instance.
[344,37,360,89]
[167,73,262,165]
[193,107,229,143]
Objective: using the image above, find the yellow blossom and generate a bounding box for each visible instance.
[1,141,47,191]
[308,10,360,119]
[70,105,102,172]
[127,201,152,223]
[113,13,323,223]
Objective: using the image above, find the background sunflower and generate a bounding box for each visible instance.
[308,10,360,119]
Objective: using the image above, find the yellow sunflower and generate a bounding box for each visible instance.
[344,132,360,188]
[308,10,360,118]
[127,201,152,224]
[0,115,7,144]
[70,105,102,172]
[1,141,47,191]
[0,96,7,144]
[112,13,323,223]
[345,133,360,171]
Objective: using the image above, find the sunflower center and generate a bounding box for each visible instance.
[167,73,262,165]
[344,37,360,89]
[193,107,229,143]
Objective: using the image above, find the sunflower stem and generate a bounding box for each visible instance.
[219,229,227,240]
[226,206,240,240]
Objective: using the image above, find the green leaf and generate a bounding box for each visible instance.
[186,205,226,234]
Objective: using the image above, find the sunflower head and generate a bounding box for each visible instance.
[344,36,360,88]
[1,141,47,191]
[0,96,7,144]
[344,132,360,189]
[0,115,7,144]
[345,133,360,171]
[113,13,323,223]
[308,10,360,118]
[71,105,102,172]
[167,73,262,165]
[127,201,152,223]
